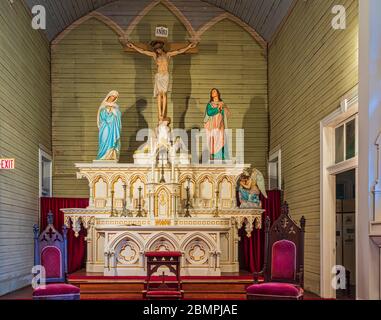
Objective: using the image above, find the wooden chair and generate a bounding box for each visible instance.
[32,211,80,300]
[143,251,183,300]
[246,202,306,300]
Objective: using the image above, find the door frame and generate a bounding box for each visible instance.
[320,89,358,299]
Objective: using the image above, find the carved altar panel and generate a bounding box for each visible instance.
[96,232,105,263]
[219,177,234,209]
[115,238,140,265]
[199,176,214,208]
[220,233,229,262]
[113,177,125,208]
[155,187,171,218]
[94,177,107,208]
[184,238,210,265]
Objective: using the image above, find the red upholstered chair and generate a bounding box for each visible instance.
[246,202,306,300]
[143,251,183,300]
[32,211,80,300]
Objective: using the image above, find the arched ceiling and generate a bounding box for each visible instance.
[24,0,294,43]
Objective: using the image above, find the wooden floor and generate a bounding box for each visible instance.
[0,270,324,300]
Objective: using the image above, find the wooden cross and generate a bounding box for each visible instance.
[119,37,199,55]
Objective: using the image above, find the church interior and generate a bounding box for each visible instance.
[0,0,381,301]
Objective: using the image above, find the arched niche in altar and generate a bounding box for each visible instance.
[112,176,126,209]
[94,176,108,208]
[108,232,145,268]
[181,233,215,266]
[155,187,171,218]
[198,175,214,209]
[218,176,235,209]
[130,175,146,209]
[146,233,178,252]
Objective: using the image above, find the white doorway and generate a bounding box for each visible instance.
[320,89,358,299]
[335,169,356,299]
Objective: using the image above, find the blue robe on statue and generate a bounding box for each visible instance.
[96,106,121,160]
[239,188,260,206]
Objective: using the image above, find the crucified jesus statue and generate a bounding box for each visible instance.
[125,39,198,121]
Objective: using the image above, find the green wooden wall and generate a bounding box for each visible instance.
[0,1,51,295]
[52,4,268,197]
[268,0,359,294]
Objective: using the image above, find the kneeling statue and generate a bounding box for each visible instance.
[238,168,267,208]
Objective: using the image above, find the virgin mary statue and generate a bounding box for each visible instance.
[204,88,230,160]
[96,90,122,161]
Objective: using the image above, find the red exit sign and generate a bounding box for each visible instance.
[0,159,15,169]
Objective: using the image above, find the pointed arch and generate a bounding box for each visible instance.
[110,173,127,185]
[92,173,110,186]
[50,1,267,49]
[155,186,172,217]
[180,232,216,251]
[216,173,234,185]
[51,11,125,48]
[195,12,267,50]
[108,232,145,251]
[125,0,196,39]
[145,232,179,251]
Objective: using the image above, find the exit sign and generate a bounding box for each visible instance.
[0,159,15,169]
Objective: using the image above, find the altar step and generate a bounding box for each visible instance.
[67,272,254,300]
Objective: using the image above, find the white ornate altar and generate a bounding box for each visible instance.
[63,159,263,276]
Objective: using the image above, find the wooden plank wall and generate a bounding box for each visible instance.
[268,0,358,294]
[0,1,51,295]
[204,0,294,41]
[52,3,268,197]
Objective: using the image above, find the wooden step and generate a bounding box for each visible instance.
[68,276,253,300]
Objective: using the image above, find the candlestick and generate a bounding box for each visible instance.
[121,183,132,217]
[110,190,117,217]
[136,186,143,217]
[213,189,220,217]
[184,178,192,218]
[159,153,166,183]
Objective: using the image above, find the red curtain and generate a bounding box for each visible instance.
[40,197,89,274]
[239,190,282,273]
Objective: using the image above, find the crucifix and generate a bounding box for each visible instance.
[120,36,199,121]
